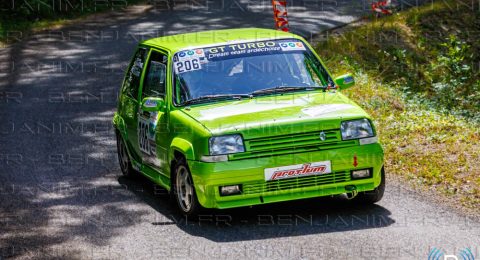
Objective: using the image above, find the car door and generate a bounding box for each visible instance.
[137,49,170,177]
[119,47,149,164]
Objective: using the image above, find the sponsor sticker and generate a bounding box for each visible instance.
[173,40,308,74]
[280,41,306,51]
[264,161,332,181]
[177,48,205,61]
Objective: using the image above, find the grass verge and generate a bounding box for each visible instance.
[315,0,480,209]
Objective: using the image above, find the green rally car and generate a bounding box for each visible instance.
[113,28,385,215]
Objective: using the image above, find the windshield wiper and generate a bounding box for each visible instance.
[250,86,324,96]
[181,94,251,106]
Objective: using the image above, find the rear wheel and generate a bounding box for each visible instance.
[172,158,203,216]
[116,133,136,178]
[353,167,385,204]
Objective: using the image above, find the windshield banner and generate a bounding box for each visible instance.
[173,39,307,73]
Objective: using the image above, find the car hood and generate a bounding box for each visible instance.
[180,91,370,138]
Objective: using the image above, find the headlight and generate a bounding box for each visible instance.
[341,119,374,140]
[209,134,245,155]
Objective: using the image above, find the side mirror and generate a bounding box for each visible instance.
[334,74,355,90]
[141,97,165,112]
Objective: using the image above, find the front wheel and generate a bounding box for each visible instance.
[172,158,203,216]
[353,167,385,204]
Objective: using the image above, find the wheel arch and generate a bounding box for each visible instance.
[169,137,195,161]
[169,138,194,185]
[113,113,127,139]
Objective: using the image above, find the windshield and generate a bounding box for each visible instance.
[172,39,334,106]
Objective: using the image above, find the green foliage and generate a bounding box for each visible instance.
[318,1,480,122]
[430,35,479,119]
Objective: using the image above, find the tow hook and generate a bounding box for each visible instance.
[345,185,358,200]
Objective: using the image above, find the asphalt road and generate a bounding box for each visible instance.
[1,0,479,259]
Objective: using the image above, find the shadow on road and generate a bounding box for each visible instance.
[118,175,395,243]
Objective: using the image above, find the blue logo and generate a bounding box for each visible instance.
[428,248,444,260]
[460,248,475,260]
[280,43,288,47]
[179,52,186,57]
[428,247,475,260]
[144,99,157,107]
[343,76,354,84]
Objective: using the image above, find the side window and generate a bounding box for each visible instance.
[142,51,167,98]
[123,47,148,99]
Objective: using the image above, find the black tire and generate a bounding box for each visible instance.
[171,157,203,216]
[116,133,136,178]
[353,166,385,204]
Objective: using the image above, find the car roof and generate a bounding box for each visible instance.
[141,28,304,53]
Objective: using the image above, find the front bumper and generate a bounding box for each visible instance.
[188,143,384,209]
